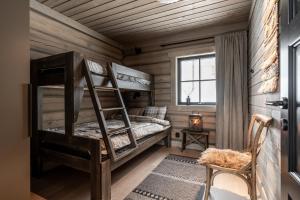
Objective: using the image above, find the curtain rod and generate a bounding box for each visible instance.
[160,36,214,47]
[159,28,248,47]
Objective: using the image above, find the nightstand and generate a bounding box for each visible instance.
[181,128,210,152]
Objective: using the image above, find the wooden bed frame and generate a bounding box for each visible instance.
[30,51,171,200]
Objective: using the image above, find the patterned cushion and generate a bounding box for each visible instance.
[127,107,145,116]
[143,106,167,120]
[129,115,170,126]
[156,106,167,119]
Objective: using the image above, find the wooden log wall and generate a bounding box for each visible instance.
[248,0,281,199]
[30,0,123,62]
[30,0,248,145]
[41,88,118,129]
[123,22,249,146]
[30,1,123,129]
[124,91,152,109]
[123,40,218,145]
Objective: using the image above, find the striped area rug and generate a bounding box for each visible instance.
[124,154,206,200]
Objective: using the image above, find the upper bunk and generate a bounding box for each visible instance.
[30,51,153,91]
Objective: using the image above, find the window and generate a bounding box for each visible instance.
[177,54,216,105]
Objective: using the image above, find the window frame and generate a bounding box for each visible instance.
[177,53,216,105]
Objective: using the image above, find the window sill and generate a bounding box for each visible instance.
[175,104,216,112]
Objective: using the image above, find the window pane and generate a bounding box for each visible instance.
[180,59,199,81]
[200,57,216,80]
[201,81,216,103]
[180,81,199,103]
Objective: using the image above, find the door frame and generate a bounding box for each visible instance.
[280,0,300,199]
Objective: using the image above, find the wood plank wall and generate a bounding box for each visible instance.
[30,0,248,148]
[123,22,249,147]
[41,88,118,128]
[248,0,281,199]
[30,6,123,128]
[123,40,218,145]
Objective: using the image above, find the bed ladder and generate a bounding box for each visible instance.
[83,59,138,162]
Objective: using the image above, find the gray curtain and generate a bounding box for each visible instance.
[215,31,248,150]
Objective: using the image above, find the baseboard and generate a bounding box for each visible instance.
[171,140,206,151]
[159,140,212,151]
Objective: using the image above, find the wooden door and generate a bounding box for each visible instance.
[281,0,300,199]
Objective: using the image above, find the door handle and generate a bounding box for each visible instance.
[265,97,288,109]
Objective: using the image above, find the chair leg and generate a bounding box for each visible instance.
[204,167,213,200]
[210,170,220,187]
[251,168,257,200]
[246,174,252,195]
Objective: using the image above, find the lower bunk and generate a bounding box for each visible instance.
[34,118,171,200]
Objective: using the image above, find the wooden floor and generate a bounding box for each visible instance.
[31,193,46,200]
[31,145,254,200]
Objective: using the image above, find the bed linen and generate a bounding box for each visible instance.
[47,116,170,150]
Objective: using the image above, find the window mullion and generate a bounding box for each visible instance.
[199,58,201,104]
[178,59,181,105]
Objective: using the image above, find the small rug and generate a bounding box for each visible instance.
[124,154,206,200]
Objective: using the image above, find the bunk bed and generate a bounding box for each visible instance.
[30,51,171,200]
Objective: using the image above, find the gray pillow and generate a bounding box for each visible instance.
[143,106,167,120]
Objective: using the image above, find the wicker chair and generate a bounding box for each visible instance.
[199,114,272,200]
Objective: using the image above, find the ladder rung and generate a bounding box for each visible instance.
[84,60,138,163]
[91,71,108,77]
[94,86,118,91]
[108,127,130,136]
[101,107,124,111]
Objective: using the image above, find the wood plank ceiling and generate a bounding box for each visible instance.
[37,0,252,45]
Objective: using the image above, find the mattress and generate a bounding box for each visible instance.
[47,117,170,150]
[87,60,151,86]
